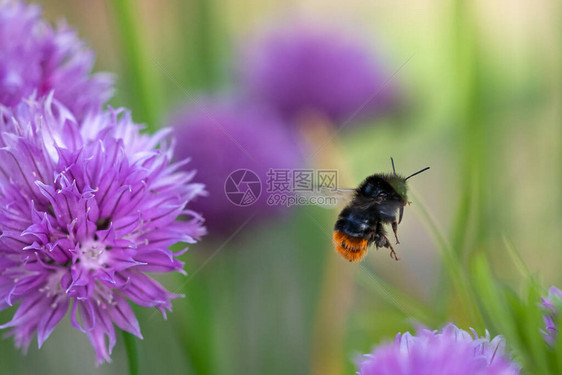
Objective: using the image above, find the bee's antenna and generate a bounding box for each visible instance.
[405,167,430,181]
[391,157,396,175]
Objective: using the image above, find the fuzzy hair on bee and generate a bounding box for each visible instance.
[333,158,429,262]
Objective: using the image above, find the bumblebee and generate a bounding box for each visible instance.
[332,159,429,262]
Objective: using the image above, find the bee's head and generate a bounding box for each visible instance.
[386,175,408,202]
[380,158,429,204]
[358,160,429,203]
[388,157,430,202]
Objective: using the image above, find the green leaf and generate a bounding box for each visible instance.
[470,254,518,349]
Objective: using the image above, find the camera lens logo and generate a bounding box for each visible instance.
[224,169,262,207]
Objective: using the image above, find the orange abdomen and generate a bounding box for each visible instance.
[333,230,369,262]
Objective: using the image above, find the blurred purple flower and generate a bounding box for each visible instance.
[0,1,113,119]
[170,98,300,236]
[356,324,519,375]
[242,25,396,126]
[0,95,205,364]
[541,286,562,345]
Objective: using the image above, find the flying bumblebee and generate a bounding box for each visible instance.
[331,158,429,262]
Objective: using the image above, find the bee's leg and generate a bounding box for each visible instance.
[391,221,400,244]
[372,222,399,260]
[374,234,386,249]
[373,223,387,249]
[367,232,378,249]
[384,237,399,261]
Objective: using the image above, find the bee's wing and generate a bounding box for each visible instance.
[317,186,356,200]
[297,186,356,209]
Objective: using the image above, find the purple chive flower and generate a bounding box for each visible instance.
[0,1,112,119]
[0,95,205,364]
[170,98,300,235]
[541,286,562,345]
[241,24,396,126]
[356,324,519,375]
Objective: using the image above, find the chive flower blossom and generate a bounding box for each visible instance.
[541,286,562,345]
[242,24,396,126]
[356,324,519,375]
[170,98,300,235]
[0,95,206,364]
[0,1,112,119]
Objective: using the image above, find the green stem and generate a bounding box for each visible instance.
[123,330,139,375]
[178,0,221,90]
[557,0,562,215]
[177,282,215,375]
[411,190,484,329]
[110,0,162,132]
[357,264,440,326]
[438,0,490,331]
[193,0,217,88]
[450,0,485,259]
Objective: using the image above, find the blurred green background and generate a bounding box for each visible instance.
[1,0,561,374]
